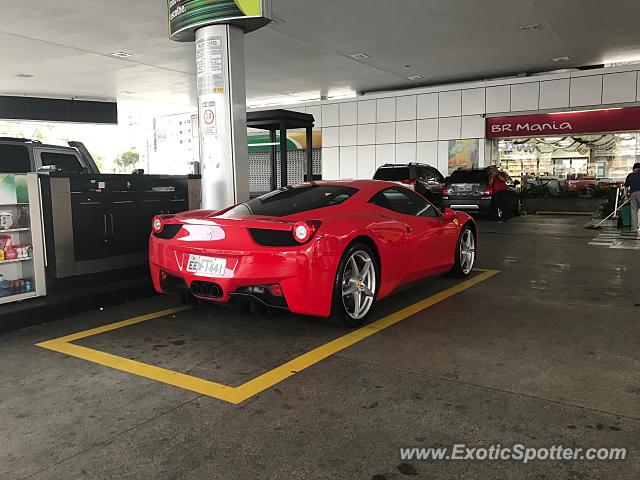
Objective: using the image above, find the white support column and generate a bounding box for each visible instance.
[195,24,249,210]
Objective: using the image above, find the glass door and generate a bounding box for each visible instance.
[0,173,46,304]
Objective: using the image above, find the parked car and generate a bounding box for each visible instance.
[150,180,477,327]
[0,137,100,174]
[442,168,522,218]
[373,163,446,208]
[564,175,622,193]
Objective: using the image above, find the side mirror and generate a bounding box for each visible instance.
[444,208,456,219]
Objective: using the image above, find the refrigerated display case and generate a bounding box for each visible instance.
[0,173,46,304]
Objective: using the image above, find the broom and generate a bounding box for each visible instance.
[585,199,628,230]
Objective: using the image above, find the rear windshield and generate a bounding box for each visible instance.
[448,170,488,184]
[223,185,358,217]
[373,166,411,181]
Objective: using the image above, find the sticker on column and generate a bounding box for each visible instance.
[196,36,225,96]
[201,101,217,137]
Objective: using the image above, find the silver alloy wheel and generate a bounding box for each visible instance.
[460,229,476,275]
[341,250,376,320]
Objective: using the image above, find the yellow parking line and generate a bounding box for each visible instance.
[36,270,499,404]
[40,341,241,403]
[38,306,193,344]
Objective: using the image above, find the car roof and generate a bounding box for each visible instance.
[451,168,491,172]
[376,163,432,168]
[0,137,76,151]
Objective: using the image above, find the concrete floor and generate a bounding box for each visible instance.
[1,216,639,479]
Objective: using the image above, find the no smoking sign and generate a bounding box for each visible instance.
[204,108,215,125]
[201,100,217,136]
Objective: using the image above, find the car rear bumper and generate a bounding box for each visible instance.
[442,198,492,212]
[149,235,338,317]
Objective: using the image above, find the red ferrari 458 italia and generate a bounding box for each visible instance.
[149,180,477,326]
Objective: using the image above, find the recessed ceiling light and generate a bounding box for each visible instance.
[111,51,134,58]
[408,75,424,81]
[519,23,543,31]
[552,56,571,62]
[349,53,370,60]
[15,73,34,78]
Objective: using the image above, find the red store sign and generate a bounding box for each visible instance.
[486,106,640,139]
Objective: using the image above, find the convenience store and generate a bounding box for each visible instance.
[487,107,640,184]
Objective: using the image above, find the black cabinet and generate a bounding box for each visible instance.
[71,191,189,260]
[71,196,111,261]
[41,173,200,281]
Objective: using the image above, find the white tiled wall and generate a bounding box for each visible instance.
[417,93,438,118]
[510,82,539,111]
[396,96,417,121]
[396,121,417,143]
[417,118,438,142]
[438,90,462,117]
[485,85,510,114]
[358,100,376,124]
[602,72,637,104]
[272,66,640,180]
[377,98,397,122]
[462,88,485,115]
[570,75,603,107]
[539,79,570,109]
[339,102,358,126]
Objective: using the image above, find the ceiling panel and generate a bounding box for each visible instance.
[0,0,639,113]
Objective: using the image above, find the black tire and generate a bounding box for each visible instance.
[448,226,476,278]
[326,243,379,328]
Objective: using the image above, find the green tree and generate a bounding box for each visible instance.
[93,154,106,173]
[114,150,140,173]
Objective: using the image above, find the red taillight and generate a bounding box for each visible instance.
[484,186,493,196]
[152,215,164,234]
[401,179,417,185]
[292,220,321,244]
[441,185,449,195]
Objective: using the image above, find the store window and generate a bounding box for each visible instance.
[491,133,640,186]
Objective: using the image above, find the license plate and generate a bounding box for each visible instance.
[457,184,473,192]
[186,255,227,277]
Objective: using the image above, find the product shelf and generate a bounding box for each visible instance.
[0,257,32,265]
[0,291,37,305]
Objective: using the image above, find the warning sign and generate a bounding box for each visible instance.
[201,100,217,136]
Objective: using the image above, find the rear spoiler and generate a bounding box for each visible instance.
[67,141,100,174]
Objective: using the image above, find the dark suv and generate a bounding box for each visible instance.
[373,163,446,208]
[442,168,522,218]
[0,137,100,174]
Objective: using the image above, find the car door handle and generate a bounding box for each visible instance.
[103,214,108,237]
[406,225,413,233]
